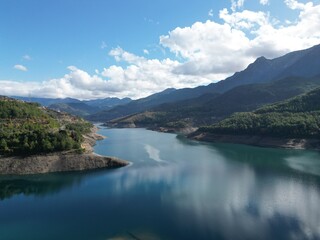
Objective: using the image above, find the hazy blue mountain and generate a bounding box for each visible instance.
[83,97,131,109]
[87,86,221,121]
[49,102,100,117]
[12,96,80,107]
[11,96,132,117]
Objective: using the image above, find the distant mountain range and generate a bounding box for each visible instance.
[10,44,320,130]
[95,44,320,129]
[88,44,320,122]
[12,96,81,107]
[12,96,131,117]
[106,75,320,129]
[86,86,217,121]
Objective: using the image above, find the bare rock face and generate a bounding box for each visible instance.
[0,153,128,175]
[190,132,320,150]
[81,126,106,153]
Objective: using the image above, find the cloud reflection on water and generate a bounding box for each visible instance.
[144,144,166,162]
[108,139,320,240]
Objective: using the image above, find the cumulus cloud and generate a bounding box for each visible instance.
[284,0,312,10]
[13,65,28,71]
[0,67,108,99]
[1,52,214,100]
[160,20,253,75]
[101,47,215,97]
[160,1,320,76]
[219,8,269,30]
[2,0,320,99]
[260,0,269,5]
[231,0,245,12]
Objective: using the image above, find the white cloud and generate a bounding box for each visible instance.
[160,20,253,76]
[260,0,269,5]
[160,1,320,76]
[23,55,32,61]
[0,47,218,100]
[284,0,313,10]
[101,48,215,98]
[219,8,269,30]
[13,65,28,72]
[208,9,214,17]
[231,0,245,12]
[109,47,145,64]
[143,49,149,55]
[2,0,320,100]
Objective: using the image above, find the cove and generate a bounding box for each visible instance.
[0,127,320,240]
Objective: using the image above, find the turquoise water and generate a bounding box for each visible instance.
[1,127,320,240]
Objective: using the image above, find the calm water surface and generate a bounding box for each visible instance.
[1,127,320,240]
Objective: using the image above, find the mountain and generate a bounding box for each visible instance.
[89,44,320,122]
[212,44,320,93]
[49,102,100,117]
[83,97,131,109]
[12,96,80,107]
[86,87,218,121]
[11,96,132,117]
[106,75,320,129]
[196,87,320,139]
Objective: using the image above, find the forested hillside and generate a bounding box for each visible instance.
[198,88,320,139]
[0,96,92,156]
[107,75,320,129]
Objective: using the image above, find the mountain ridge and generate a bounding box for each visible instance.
[89,43,320,122]
[12,96,132,117]
[106,75,320,130]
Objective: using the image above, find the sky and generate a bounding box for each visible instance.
[0,0,320,100]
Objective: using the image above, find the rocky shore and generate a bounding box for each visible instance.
[0,126,129,175]
[104,121,197,135]
[189,132,320,150]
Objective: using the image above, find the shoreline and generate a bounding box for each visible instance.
[0,126,129,175]
[189,132,320,150]
[104,122,197,135]
[105,123,320,151]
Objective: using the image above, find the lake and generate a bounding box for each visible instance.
[0,127,320,240]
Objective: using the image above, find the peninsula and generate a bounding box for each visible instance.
[0,96,128,175]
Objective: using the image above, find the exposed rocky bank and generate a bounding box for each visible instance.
[105,122,197,135]
[0,126,129,175]
[189,132,320,150]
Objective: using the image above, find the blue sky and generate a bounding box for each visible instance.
[1,0,320,99]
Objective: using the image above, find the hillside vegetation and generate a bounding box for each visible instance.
[107,75,320,129]
[198,88,320,139]
[0,96,92,156]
